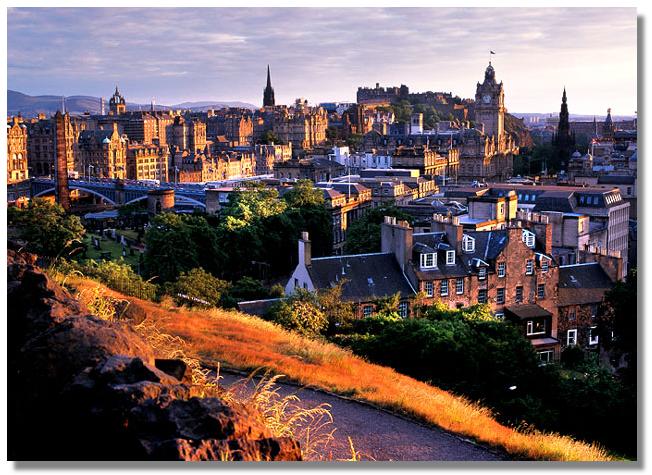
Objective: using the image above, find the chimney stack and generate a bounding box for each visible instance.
[381,216,413,272]
[298,231,311,267]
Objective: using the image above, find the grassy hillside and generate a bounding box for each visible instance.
[74,277,614,462]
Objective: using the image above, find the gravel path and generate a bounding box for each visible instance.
[218,371,505,462]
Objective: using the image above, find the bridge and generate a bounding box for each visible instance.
[29,178,208,209]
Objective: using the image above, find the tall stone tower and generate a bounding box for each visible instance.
[603,108,615,139]
[54,111,71,211]
[474,62,505,138]
[263,65,275,108]
[553,88,575,162]
[109,86,127,115]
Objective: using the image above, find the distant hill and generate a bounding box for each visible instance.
[7,89,257,117]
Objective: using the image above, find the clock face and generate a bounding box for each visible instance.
[482,94,492,104]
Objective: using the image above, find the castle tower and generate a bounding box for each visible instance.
[474,62,505,139]
[263,65,275,108]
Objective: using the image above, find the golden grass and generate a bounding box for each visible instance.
[71,277,614,462]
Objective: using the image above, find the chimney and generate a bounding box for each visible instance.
[430,214,463,253]
[381,216,413,272]
[298,231,311,267]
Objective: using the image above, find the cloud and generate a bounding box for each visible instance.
[7,7,636,114]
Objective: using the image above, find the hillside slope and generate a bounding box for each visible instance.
[78,278,613,462]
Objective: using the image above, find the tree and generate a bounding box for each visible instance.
[165,267,230,308]
[9,198,85,257]
[373,292,402,319]
[219,185,287,231]
[144,213,221,283]
[260,130,282,145]
[266,289,328,337]
[317,280,355,335]
[391,100,412,124]
[597,268,637,381]
[283,180,324,208]
[344,205,412,254]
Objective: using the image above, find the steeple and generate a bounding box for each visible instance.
[263,65,275,107]
[554,87,575,163]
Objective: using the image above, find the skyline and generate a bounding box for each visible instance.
[8,7,637,115]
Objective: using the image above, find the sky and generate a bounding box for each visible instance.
[7,7,638,115]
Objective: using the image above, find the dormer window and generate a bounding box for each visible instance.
[446,250,455,266]
[522,229,536,248]
[420,253,437,269]
[462,234,475,253]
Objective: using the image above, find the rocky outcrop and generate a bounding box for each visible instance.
[7,249,302,461]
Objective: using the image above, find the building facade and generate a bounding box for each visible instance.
[7,117,29,184]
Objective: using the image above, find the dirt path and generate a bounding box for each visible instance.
[217,371,506,462]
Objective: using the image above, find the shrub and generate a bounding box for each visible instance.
[266,289,328,338]
[165,268,231,308]
[81,259,158,301]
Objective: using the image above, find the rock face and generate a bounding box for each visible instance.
[7,249,302,461]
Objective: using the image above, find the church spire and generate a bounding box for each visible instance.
[263,64,275,107]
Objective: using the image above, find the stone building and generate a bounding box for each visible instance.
[253,143,292,174]
[274,157,345,182]
[170,116,207,155]
[557,255,620,352]
[26,112,78,176]
[77,123,127,179]
[207,112,254,146]
[7,117,28,184]
[126,143,169,182]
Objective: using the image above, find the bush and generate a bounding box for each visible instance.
[165,268,231,308]
[266,289,328,338]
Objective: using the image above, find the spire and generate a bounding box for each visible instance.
[562,87,567,103]
[263,65,275,107]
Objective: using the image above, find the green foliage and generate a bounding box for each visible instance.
[266,289,328,338]
[412,103,441,129]
[220,185,287,231]
[165,267,230,308]
[260,130,282,145]
[283,180,325,208]
[345,133,363,150]
[597,268,637,382]
[144,213,221,283]
[9,198,85,257]
[372,292,402,319]
[316,281,356,334]
[331,302,636,457]
[229,276,271,301]
[344,205,413,254]
[391,99,412,124]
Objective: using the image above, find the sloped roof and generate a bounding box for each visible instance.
[504,304,552,320]
[237,298,282,317]
[558,263,614,306]
[309,253,415,302]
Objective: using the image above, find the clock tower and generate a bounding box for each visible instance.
[474,62,505,139]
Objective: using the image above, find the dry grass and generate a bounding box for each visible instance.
[71,277,614,462]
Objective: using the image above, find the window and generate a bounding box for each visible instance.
[478,267,487,280]
[522,230,535,248]
[590,304,598,320]
[456,278,464,295]
[399,302,408,319]
[495,312,505,320]
[526,319,546,335]
[496,287,505,304]
[589,326,599,346]
[515,286,523,303]
[567,329,578,346]
[538,350,554,365]
[526,259,534,275]
[420,252,437,269]
[425,281,434,297]
[537,284,545,299]
[568,308,576,321]
[446,250,455,266]
[541,259,549,273]
[294,278,299,288]
[462,234,475,253]
[627,186,632,195]
[363,305,373,318]
[497,262,506,278]
[478,289,488,304]
[440,280,449,297]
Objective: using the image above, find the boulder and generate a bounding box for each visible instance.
[8,249,302,461]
